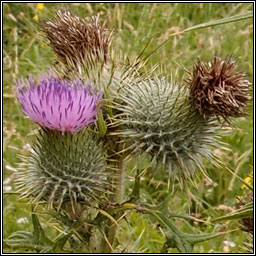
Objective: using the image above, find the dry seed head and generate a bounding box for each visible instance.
[42,10,113,67]
[187,56,251,121]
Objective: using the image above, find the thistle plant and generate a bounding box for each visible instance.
[7,8,252,254]
[15,72,111,217]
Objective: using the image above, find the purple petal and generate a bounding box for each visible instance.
[15,71,102,133]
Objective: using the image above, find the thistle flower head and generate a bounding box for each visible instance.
[42,10,113,67]
[187,56,251,120]
[112,77,219,180]
[16,129,111,212]
[16,71,102,133]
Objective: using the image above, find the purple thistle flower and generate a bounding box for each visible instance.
[16,72,102,133]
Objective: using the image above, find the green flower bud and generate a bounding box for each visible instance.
[111,77,220,180]
[16,129,111,212]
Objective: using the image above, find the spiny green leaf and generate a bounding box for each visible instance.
[213,208,253,222]
[150,212,236,253]
[39,247,54,253]
[32,213,53,246]
[4,231,33,248]
[53,232,73,252]
[4,230,52,252]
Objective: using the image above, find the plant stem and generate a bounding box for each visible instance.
[116,154,126,204]
[131,168,141,201]
[103,154,126,252]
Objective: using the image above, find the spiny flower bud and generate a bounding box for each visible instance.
[187,56,251,121]
[111,77,219,180]
[16,129,111,212]
[42,10,113,67]
[16,71,102,134]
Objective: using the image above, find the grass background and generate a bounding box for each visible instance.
[3,2,253,253]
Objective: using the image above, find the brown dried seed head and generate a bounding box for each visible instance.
[187,56,251,120]
[42,10,113,66]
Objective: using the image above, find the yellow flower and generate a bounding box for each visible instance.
[33,15,38,22]
[236,196,242,202]
[241,176,252,189]
[36,3,44,10]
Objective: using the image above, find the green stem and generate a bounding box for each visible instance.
[102,153,126,253]
[131,168,141,201]
[116,155,126,204]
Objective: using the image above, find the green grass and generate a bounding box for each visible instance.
[3,3,253,253]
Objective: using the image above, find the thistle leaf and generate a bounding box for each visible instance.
[4,214,53,252]
[152,212,237,253]
[53,232,73,251]
[32,213,53,246]
[213,207,253,222]
[4,231,34,249]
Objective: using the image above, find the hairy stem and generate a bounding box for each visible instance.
[103,154,126,252]
[131,168,141,200]
[116,154,126,203]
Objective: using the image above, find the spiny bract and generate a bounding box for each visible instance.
[111,77,220,180]
[16,129,111,211]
